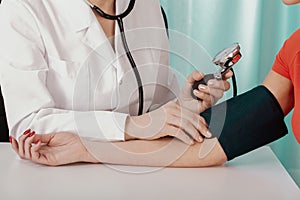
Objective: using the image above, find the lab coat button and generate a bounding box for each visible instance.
[119,79,123,85]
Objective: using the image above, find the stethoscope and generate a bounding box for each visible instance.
[85,0,144,115]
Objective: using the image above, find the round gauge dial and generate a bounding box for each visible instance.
[213,43,240,67]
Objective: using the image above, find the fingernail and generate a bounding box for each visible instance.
[194,90,199,95]
[9,136,12,143]
[206,130,213,138]
[35,140,40,144]
[207,81,214,86]
[199,136,203,142]
[28,131,36,137]
[23,129,31,135]
[199,85,206,90]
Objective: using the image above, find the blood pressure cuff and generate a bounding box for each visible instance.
[200,85,288,161]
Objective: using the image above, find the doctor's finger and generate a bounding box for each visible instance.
[187,116,211,139]
[187,71,204,84]
[171,112,208,141]
[170,127,194,145]
[179,119,203,143]
[193,90,214,104]
[223,70,233,79]
[196,87,225,105]
[24,132,36,159]
[31,142,50,166]
[207,79,230,91]
[33,133,55,144]
[10,137,19,154]
[205,88,225,100]
[166,115,197,142]
[18,129,32,158]
[172,106,209,130]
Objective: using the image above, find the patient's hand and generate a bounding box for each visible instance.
[178,70,232,113]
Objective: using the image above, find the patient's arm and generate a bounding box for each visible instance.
[85,137,227,167]
[10,132,227,167]
[263,70,294,115]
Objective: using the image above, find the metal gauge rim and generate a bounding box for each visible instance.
[212,43,240,67]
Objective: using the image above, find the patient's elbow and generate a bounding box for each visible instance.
[196,138,228,167]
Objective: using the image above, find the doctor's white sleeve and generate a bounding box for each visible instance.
[0,1,127,141]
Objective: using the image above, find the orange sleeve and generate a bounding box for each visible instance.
[272,29,300,143]
[272,40,291,79]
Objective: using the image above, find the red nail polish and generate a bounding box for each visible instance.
[35,140,40,144]
[28,131,36,137]
[9,136,12,143]
[23,129,31,135]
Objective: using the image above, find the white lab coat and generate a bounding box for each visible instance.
[0,0,179,140]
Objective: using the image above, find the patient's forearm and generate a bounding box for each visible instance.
[83,138,227,167]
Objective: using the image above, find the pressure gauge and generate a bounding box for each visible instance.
[191,43,242,100]
[213,43,241,75]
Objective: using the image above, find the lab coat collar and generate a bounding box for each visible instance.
[57,0,118,67]
[59,0,94,33]
[58,0,132,76]
[64,0,131,33]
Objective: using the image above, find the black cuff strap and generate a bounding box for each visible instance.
[201,85,288,161]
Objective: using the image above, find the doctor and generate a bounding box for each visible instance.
[0,0,232,165]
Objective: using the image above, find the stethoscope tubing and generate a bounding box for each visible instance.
[88,0,144,115]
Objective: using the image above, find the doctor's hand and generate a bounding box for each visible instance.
[10,131,98,166]
[125,101,212,144]
[178,70,232,113]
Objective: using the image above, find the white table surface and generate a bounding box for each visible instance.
[0,143,299,200]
